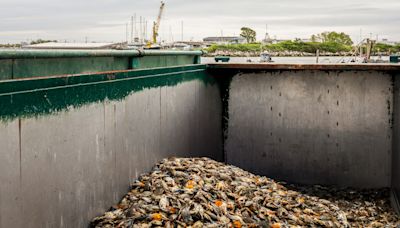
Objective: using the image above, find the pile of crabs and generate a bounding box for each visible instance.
[91,157,400,228]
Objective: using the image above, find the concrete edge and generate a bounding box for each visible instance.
[207,63,400,71]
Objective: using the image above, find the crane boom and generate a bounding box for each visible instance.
[152,1,165,44]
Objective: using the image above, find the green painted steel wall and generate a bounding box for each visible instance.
[0,64,211,120]
[0,50,202,80]
[132,55,199,69]
[0,60,12,80]
[12,57,129,79]
[0,64,222,227]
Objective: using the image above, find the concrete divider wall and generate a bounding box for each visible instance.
[2,62,400,227]
[0,65,222,227]
[393,73,400,213]
[208,65,396,188]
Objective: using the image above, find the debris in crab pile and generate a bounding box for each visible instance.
[286,184,400,227]
[91,157,400,228]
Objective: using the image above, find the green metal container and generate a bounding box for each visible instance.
[390,55,399,63]
[215,56,230,63]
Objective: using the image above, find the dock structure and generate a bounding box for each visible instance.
[23,42,125,50]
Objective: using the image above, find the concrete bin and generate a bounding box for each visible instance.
[0,54,399,226]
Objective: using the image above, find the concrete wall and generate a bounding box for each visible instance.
[393,74,400,213]
[2,62,399,227]
[0,75,222,227]
[225,70,393,188]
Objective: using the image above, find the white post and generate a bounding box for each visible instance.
[134,14,137,42]
[181,21,184,42]
[131,16,134,43]
[140,16,142,43]
[126,23,129,43]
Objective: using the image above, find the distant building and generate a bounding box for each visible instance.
[267,39,291,44]
[380,39,399,46]
[203,36,246,45]
[178,41,205,48]
[300,38,312,43]
[23,42,126,50]
[262,33,292,44]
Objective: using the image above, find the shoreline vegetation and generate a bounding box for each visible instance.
[203,42,400,57]
[204,30,399,57]
[1,32,399,58]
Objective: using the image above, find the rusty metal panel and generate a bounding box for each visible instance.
[225,70,393,188]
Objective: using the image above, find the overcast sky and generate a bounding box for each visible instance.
[1,0,400,44]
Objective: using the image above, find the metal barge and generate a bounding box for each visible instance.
[0,50,399,227]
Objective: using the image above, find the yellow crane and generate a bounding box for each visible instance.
[148,1,165,47]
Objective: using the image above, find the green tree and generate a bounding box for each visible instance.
[318,42,352,52]
[312,32,353,45]
[30,39,57,45]
[310,35,319,42]
[240,27,257,43]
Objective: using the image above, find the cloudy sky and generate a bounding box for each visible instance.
[1,0,400,44]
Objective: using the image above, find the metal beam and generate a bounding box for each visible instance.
[0,50,203,59]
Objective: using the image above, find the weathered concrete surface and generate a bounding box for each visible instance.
[0,80,221,228]
[0,120,21,228]
[393,74,400,214]
[226,70,393,188]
